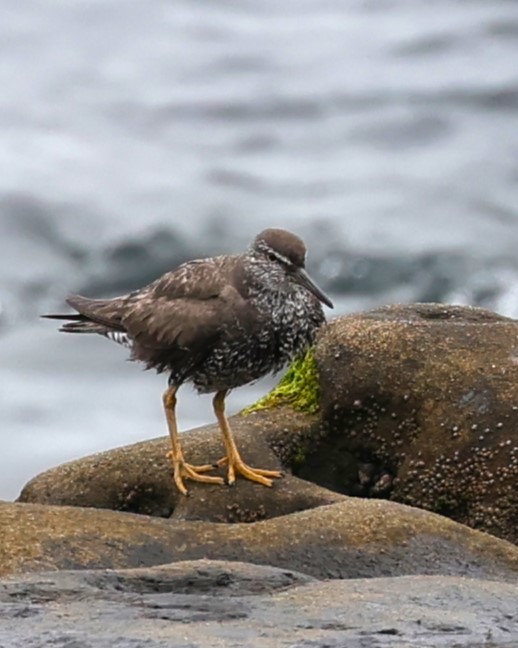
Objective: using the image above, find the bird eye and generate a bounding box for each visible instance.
[267,252,277,262]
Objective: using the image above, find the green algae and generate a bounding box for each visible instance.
[242,350,320,415]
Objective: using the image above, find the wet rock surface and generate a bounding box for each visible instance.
[2,499,518,581]
[0,560,517,648]
[315,304,518,544]
[18,407,336,523]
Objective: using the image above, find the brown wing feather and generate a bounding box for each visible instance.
[123,284,251,374]
[65,295,127,331]
[53,256,251,373]
[123,296,223,350]
[122,256,248,359]
[147,256,234,301]
[60,255,238,337]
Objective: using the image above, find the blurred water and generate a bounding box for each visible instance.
[1,0,518,500]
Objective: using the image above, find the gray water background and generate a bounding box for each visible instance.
[1,0,518,500]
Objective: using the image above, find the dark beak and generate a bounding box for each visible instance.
[292,268,334,309]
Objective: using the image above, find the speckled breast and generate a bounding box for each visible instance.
[191,289,325,393]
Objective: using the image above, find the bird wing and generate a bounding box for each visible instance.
[63,295,127,331]
[122,295,224,351]
[122,256,248,351]
[146,257,230,301]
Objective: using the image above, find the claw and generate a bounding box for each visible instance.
[166,451,225,496]
[212,455,282,487]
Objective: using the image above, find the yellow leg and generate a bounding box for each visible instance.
[213,390,282,487]
[163,386,224,495]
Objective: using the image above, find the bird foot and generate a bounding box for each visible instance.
[166,451,225,496]
[214,455,282,487]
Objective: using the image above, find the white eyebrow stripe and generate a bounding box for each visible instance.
[270,250,292,265]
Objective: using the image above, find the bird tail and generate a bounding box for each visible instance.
[42,294,127,335]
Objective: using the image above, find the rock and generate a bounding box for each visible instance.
[0,559,516,648]
[18,303,518,542]
[1,500,518,581]
[18,408,341,523]
[315,304,518,544]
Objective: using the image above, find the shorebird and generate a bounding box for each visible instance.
[43,228,333,495]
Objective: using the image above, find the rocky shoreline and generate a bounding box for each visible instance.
[2,304,518,646]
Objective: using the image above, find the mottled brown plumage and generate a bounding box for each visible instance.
[43,228,333,494]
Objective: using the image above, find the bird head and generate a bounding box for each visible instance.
[250,228,334,308]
